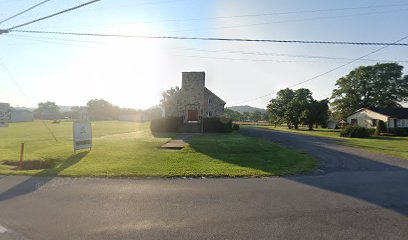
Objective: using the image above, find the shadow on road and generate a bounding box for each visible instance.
[240,127,408,216]
[0,152,88,202]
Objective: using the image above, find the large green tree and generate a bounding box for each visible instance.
[267,88,295,127]
[160,86,180,111]
[331,63,408,119]
[268,88,328,130]
[301,99,329,130]
[87,99,120,120]
[34,101,60,119]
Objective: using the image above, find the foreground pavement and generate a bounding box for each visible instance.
[1,129,408,239]
[1,172,408,240]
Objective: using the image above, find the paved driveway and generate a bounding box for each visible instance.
[241,127,408,173]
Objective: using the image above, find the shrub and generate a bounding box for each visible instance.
[150,117,183,133]
[375,120,387,136]
[232,124,240,130]
[340,125,370,138]
[387,128,408,136]
[367,128,375,136]
[203,117,232,133]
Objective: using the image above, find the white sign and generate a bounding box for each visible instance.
[73,121,92,151]
[0,103,10,127]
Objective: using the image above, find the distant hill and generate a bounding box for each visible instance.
[227,105,267,114]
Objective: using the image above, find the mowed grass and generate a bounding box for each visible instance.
[260,125,408,160]
[0,121,316,177]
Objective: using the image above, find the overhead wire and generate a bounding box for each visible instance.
[0,0,52,25]
[6,0,101,30]
[229,34,408,106]
[8,30,408,46]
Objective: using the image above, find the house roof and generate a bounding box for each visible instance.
[349,107,408,119]
[368,107,408,119]
[205,88,226,105]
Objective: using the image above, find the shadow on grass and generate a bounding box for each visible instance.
[0,152,88,202]
[241,127,408,216]
[188,132,316,176]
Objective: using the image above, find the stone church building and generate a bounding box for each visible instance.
[165,72,226,123]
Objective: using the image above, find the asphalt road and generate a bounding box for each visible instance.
[241,127,408,173]
[1,128,408,240]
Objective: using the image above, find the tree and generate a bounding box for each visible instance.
[224,108,242,121]
[242,111,251,121]
[267,88,295,128]
[301,99,329,130]
[34,101,60,119]
[87,99,120,120]
[285,88,313,129]
[251,111,262,122]
[160,87,180,110]
[268,88,327,130]
[331,63,408,119]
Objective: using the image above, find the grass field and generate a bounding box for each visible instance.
[260,126,408,160]
[0,121,316,177]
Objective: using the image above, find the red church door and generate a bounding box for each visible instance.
[187,110,198,121]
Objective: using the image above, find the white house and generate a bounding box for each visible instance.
[346,108,408,128]
[10,109,34,122]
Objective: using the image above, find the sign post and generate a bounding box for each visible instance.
[0,102,10,127]
[73,107,92,152]
[73,122,92,152]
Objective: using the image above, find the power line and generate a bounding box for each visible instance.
[33,2,408,29]
[229,34,408,106]
[8,30,408,46]
[178,47,408,63]
[6,0,101,30]
[169,8,408,34]
[0,0,52,25]
[0,57,58,142]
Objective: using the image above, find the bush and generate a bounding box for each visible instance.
[367,128,375,136]
[203,117,232,133]
[232,124,240,131]
[387,128,408,136]
[150,117,183,133]
[375,120,387,136]
[340,125,370,138]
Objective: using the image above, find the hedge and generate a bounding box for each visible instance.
[340,125,370,138]
[203,117,232,133]
[150,117,183,133]
[387,127,408,136]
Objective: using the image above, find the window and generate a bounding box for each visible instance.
[351,119,358,125]
[372,119,378,127]
[208,111,213,117]
[208,98,212,105]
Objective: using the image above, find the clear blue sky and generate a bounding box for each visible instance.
[1,0,408,109]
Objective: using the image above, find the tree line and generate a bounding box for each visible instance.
[267,63,408,130]
[34,99,162,121]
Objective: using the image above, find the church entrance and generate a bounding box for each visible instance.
[187,110,198,122]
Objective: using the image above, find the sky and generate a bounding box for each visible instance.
[1,0,408,110]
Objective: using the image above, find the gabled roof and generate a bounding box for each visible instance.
[205,88,226,105]
[368,107,408,119]
[349,107,408,119]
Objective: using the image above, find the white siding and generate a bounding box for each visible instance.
[346,109,389,128]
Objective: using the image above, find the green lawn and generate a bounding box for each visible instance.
[260,125,408,160]
[0,121,316,177]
